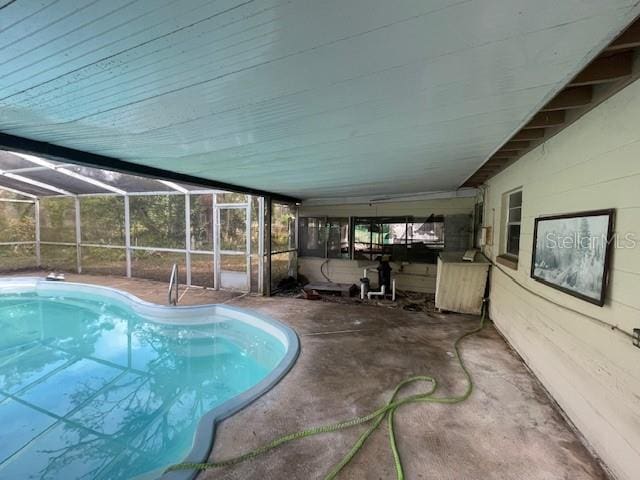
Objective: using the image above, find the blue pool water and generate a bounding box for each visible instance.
[0,279,297,480]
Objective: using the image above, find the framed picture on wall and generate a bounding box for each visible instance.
[530,209,614,306]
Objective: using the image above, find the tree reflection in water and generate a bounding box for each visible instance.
[0,293,283,479]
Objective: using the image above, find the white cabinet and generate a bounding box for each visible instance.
[435,252,490,315]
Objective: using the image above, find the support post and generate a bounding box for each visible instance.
[348,216,354,260]
[124,195,132,278]
[265,196,272,296]
[185,193,191,286]
[35,198,41,267]
[294,204,299,279]
[246,197,251,292]
[75,196,81,273]
[213,193,220,290]
[258,196,264,295]
[324,216,329,259]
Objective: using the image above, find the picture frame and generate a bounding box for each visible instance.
[530,209,614,306]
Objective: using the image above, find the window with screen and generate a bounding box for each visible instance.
[299,217,349,259]
[406,216,444,263]
[354,218,409,261]
[505,190,522,257]
[327,218,350,258]
[299,217,327,257]
[299,216,444,262]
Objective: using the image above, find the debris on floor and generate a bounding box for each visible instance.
[402,302,423,312]
[276,276,300,293]
[274,279,436,312]
[303,282,358,297]
[301,289,321,300]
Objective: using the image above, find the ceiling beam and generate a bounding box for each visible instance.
[0,184,38,199]
[542,86,593,111]
[0,170,72,195]
[569,51,633,86]
[0,132,300,203]
[605,18,640,51]
[485,157,511,165]
[11,152,127,195]
[495,149,520,156]
[501,140,530,150]
[479,167,502,174]
[523,110,566,128]
[0,164,72,174]
[157,180,189,193]
[512,128,546,140]
[462,13,639,190]
[489,153,515,160]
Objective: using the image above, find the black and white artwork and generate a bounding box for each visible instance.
[531,209,614,306]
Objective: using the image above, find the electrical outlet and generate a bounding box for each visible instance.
[634,329,640,348]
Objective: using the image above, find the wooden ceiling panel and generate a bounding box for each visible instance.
[0,2,637,198]
[464,15,640,189]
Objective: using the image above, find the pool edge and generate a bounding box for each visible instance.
[0,276,301,480]
[160,305,300,480]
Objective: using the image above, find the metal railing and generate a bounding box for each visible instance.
[168,263,179,305]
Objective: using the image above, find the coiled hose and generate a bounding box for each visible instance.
[166,305,488,479]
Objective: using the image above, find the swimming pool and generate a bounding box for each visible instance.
[0,278,299,480]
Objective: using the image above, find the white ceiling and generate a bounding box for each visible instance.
[0,0,638,200]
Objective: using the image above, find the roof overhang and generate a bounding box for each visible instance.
[0,133,300,202]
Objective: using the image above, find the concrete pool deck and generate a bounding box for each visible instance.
[1,272,609,480]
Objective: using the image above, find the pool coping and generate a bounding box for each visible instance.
[0,277,300,480]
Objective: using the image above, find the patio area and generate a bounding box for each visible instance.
[4,270,245,305]
[6,272,608,480]
[2,3,639,478]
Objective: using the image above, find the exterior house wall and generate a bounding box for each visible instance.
[483,78,640,480]
[298,196,475,292]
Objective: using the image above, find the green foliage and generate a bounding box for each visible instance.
[1,193,298,289]
[271,203,296,253]
[81,247,126,276]
[40,197,75,243]
[130,195,186,249]
[0,202,35,242]
[0,244,36,270]
[220,208,246,251]
[190,194,213,250]
[40,244,77,271]
[80,196,125,245]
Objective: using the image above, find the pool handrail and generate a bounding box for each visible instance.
[168,263,179,305]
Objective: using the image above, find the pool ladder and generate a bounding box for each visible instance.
[168,263,179,306]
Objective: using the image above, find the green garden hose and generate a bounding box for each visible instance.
[166,305,487,479]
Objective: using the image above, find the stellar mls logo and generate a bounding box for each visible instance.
[543,232,637,249]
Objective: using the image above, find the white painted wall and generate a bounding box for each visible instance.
[298,195,475,292]
[483,78,640,480]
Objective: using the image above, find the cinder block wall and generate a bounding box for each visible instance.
[483,78,640,480]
